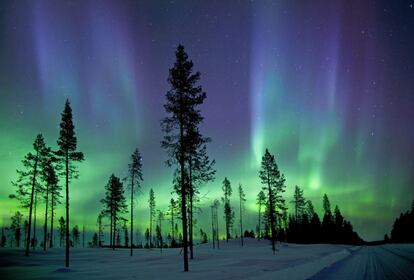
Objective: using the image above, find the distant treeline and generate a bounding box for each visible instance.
[387,201,414,243]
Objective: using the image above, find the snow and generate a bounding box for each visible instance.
[310,244,414,280]
[0,238,373,280]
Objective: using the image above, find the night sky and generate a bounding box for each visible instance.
[1,0,414,241]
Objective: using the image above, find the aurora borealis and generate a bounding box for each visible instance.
[1,0,413,241]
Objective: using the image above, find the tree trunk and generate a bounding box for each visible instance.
[130,175,134,256]
[179,118,189,271]
[189,157,194,259]
[216,206,219,249]
[258,204,261,240]
[33,191,37,250]
[112,213,116,250]
[267,172,275,255]
[240,195,243,246]
[211,206,215,249]
[50,195,54,248]
[43,183,49,251]
[149,209,152,248]
[25,153,39,256]
[65,152,70,267]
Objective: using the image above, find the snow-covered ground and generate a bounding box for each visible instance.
[1,239,412,279]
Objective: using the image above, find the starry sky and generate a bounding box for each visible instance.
[1,0,414,242]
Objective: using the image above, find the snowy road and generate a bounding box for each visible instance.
[310,245,414,280]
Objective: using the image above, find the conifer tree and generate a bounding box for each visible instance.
[322,194,334,243]
[101,174,127,250]
[161,45,208,271]
[97,213,104,247]
[56,100,84,267]
[148,188,156,248]
[157,210,164,251]
[291,186,306,222]
[259,148,286,255]
[10,211,23,247]
[10,134,48,256]
[256,191,266,239]
[41,157,58,250]
[72,225,80,247]
[58,216,65,247]
[238,184,246,246]
[167,198,178,246]
[125,149,143,256]
[221,177,234,242]
[48,161,61,248]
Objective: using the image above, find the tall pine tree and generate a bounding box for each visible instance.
[101,174,127,250]
[56,100,84,267]
[259,149,286,255]
[10,134,48,256]
[238,184,246,246]
[125,149,143,255]
[161,44,208,271]
[148,188,156,248]
[221,177,234,242]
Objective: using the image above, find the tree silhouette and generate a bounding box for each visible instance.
[256,190,266,239]
[125,149,143,256]
[48,159,61,248]
[1,227,6,247]
[221,177,234,242]
[101,174,127,250]
[167,198,178,247]
[9,134,48,256]
[238,184,246,246]
[259,148,286,255]
[187,129,215,259]
[148,188,156,248]
[58,216,65,247]
[291,186,306,222]
[321,194,334,243]
[157,210,164,252]
[391,200,414,243]
[56,100,84,267]
[10,211,23,247]
[97,213,104,247]
[161,45,208,271]
[72,225,80,247]
[41,156,58,250]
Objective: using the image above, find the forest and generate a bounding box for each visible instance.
[2,45,410,273]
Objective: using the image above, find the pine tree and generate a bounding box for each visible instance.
[161,45,208,271]
[1,227,6,247]
[58,217,65,247]
[256,191,266,239]
[167,198,178,246]
[41,156,58,251]
[125,149,143,256]
[148,188,156,248]
[291,186,306,222]
[72,225,80,247]
[56,100,84,267]
[238,184,246,246]
[333,205,344,243]
[101,174,127,250]
[187,130,215,259]
[221,177,234,242]
[322,194,334,243]
[48,159,61,248]
[10,211,23,247]
[9,134,48,256]
[97,213,104,247]
[157,210,164,252]
[92,233,98,247]
[259,149,286,255]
